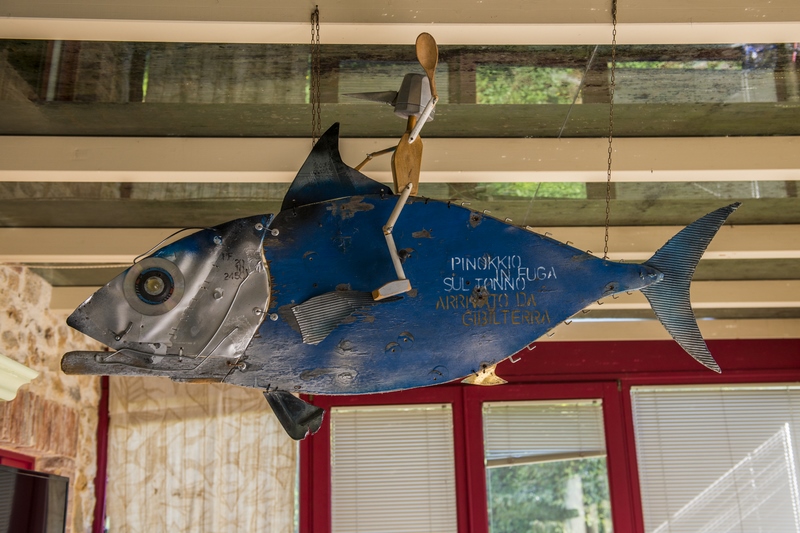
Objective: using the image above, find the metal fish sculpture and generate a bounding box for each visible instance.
[62,124,740,439]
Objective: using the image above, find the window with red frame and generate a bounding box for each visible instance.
[0,449,35,470]
[300,339,800,533]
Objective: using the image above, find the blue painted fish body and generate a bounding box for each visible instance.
[229,195,658,395]
[61,123,739,438]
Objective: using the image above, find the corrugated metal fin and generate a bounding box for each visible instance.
[292,291,376,345]
[642,203,741,372]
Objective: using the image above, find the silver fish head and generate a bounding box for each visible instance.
[66,215,272,360]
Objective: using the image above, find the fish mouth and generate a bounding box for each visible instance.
[66,296,128,349]
[61,351,110,375]
[61,350,232,381]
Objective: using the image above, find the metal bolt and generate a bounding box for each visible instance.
[212,288,224,300]
[253,307,263,316]
[271,228,280,237]
[213,236,222,245]
[255,223,264,231]
[269,313,279,321]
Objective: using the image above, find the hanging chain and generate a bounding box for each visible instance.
[310,6,321,146]
[603,0,617,260]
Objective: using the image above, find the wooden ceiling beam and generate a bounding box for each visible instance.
[1,0,798,45]
[1,225,798,264]
[2,137,799,184]
[589,280,800,310]
[46,281,800,314]
[3,19,798,46]
[541,318,800,342]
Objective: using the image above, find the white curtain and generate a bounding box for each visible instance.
[107,377,296,533]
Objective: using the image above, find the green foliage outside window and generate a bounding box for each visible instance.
[478,182,586,199]
[614,61,741,70]
[487,458,613,533]
[476,66,582,105]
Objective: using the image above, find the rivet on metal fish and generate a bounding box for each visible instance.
[62,123,741,440]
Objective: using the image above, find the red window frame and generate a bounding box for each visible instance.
[0,448,35,470]
[300,338,800,533]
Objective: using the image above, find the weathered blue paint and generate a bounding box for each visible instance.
[227,195,659,395]
[62,123,739,409]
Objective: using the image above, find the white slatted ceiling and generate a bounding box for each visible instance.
[482,400,606,462]
[330,404,458,533]
[631,385,800,533]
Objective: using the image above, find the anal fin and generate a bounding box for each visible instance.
[265,390,324,440]
[462,363,507,386]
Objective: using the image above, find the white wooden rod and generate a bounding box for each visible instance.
[1,19,798,45]
[47,281,800,314]
[539,318,800,342]
[1,137,799,183]
[589,280,800,310]
[1,225,797,264]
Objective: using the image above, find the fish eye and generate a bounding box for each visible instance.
[135,268,174,304]
[123,257,185,316]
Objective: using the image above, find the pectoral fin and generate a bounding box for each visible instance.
[292,291,376,345]
[265,390,325,440]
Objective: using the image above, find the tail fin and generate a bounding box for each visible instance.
[641,203,741,372]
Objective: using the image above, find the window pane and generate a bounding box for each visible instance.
[330,404,457,533]
[483,400,613,533]
[2,41,798,138]
[631,385,800,533]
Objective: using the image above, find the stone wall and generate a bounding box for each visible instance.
[0,265,103,533]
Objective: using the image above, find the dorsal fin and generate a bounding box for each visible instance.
[281,123,387,211]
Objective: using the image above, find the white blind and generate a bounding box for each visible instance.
[483,400,606,465]
[330,404,457,533]
[631,385,800,533]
